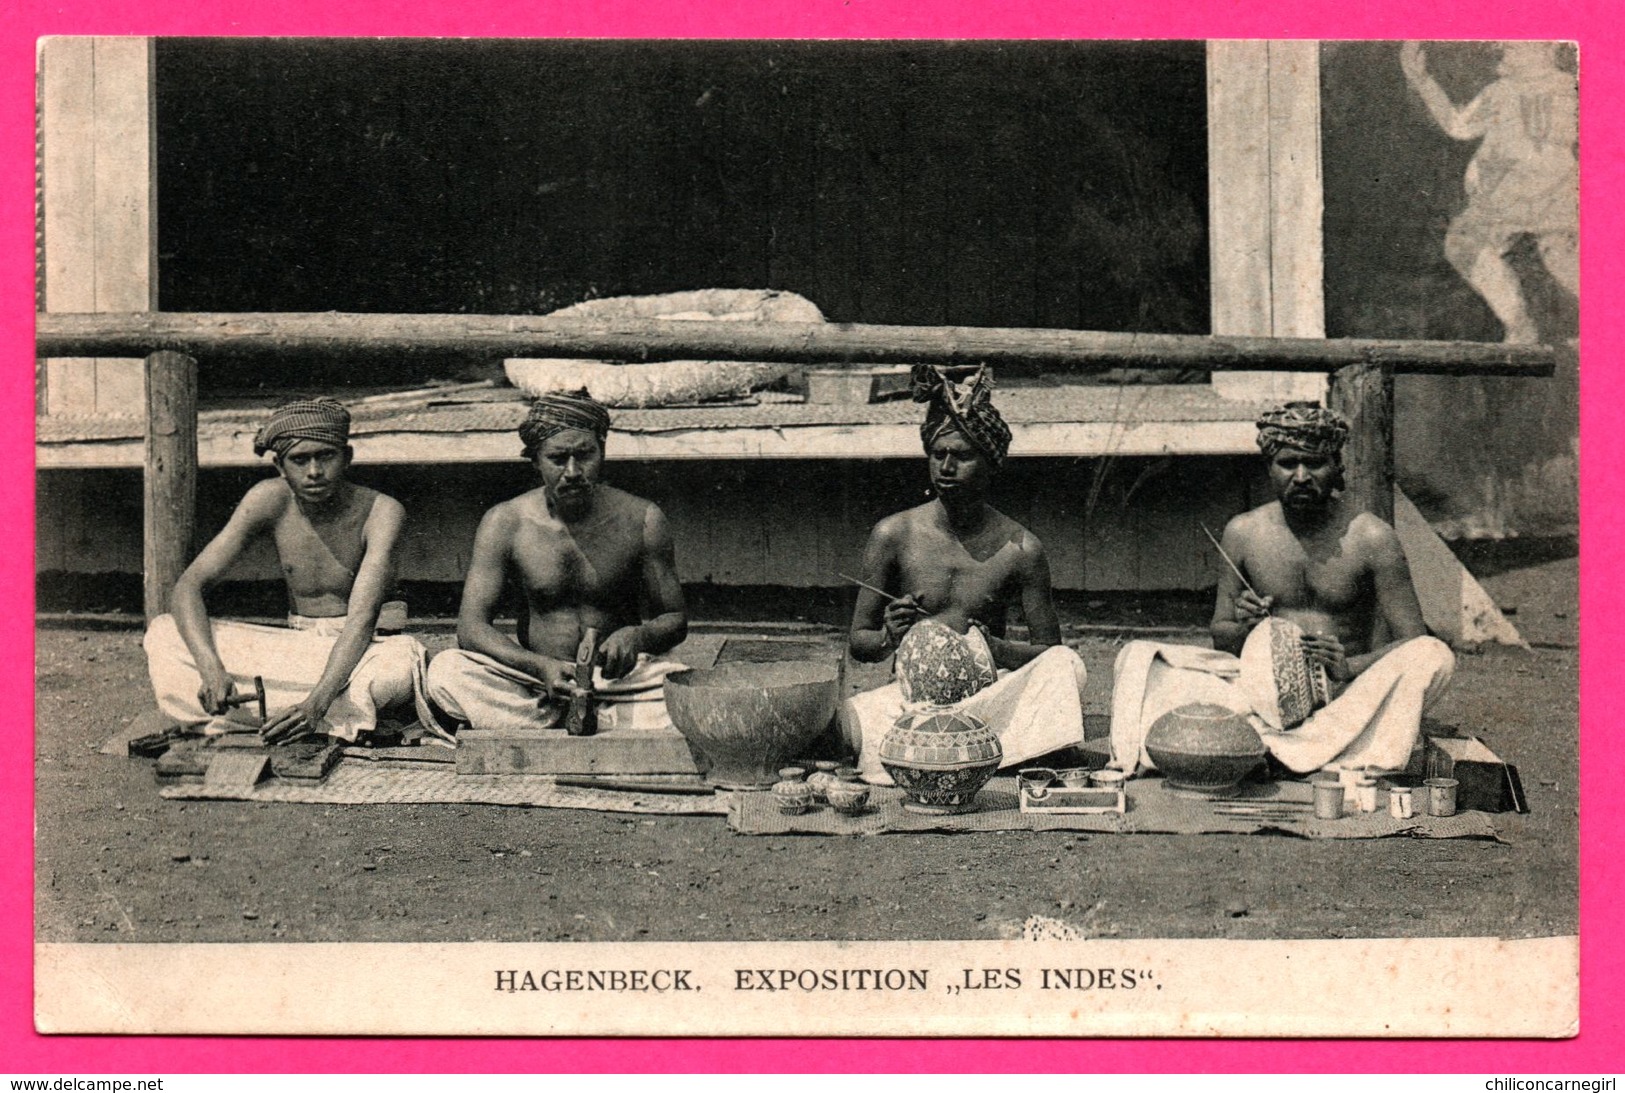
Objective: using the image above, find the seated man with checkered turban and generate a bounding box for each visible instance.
[839,366,1089,784]
[425,391,690,734]
[144,397,440,744]
[1108,401,1455,780]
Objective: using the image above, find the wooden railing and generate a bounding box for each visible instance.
[35,311,1559,620]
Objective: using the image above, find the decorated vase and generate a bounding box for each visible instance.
[894,618,998,706]
[879,708,1003,814]
[1144,702,1267,798]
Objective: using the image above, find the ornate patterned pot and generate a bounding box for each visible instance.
[806,760,841,802]
[771,779,815,815]
[894,618,998,706]
[825,780,871,815]
[879,708,1002,814]
[1144,702,1267,798]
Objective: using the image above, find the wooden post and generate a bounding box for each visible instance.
[1330,363,1395,523]
[143,351,198,621]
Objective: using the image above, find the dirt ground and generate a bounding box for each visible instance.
[34,557,1577,944]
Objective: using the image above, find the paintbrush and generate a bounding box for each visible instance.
[839,573,903,604]
[1201,523,1263,603]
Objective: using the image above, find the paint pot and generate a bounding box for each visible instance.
[1425,777,1459,817]
[1312,779,1344,820]
[777,766,807,782]
[1090,769,1127,792]
[1353,773,1380,813]
[1019,767,1057,800]
[1389,785,1415,820]
[1058,768,1093,789]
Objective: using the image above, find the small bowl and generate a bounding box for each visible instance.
[834,765,862,782]
[777,766,808,782]
[1090,769,1127,791]
[1058,768,1093,789]
[825,781,871,815]
[1019,767,1058,799]
[771,780,816,815]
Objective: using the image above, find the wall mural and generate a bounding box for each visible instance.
[1399,41,1577,345]
[1323,41,1578,541]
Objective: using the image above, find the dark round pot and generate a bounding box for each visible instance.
[1144,702,1267,798]
[879,708,1002,814]
[665,661,841,790]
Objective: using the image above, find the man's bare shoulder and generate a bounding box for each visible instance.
[1345,510,1403,554]
[477,492,538,534]
[240,477,292,520]
[593,485,661,521]
[871,502,936,540]
[1224,501,1281,540]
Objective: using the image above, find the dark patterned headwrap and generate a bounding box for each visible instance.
[519,389,612,459]
[1256,402,1350,460]
[910,365,1013,468]
[253,398,352,458]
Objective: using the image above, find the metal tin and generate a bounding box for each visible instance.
[1425,777,1459,817]
[1312,780,1344,820]
[1353,774,1380,813]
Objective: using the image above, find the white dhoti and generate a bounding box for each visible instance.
[424,649,685,734]
[1109,629,1456,776]
[840,642,1089,785]
[143,613,438,743]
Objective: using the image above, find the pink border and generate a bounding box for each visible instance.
[6,0,1618,1073]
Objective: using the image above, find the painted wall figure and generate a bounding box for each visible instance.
[1400,40,1577,345]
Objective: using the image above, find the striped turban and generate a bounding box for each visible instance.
[911,364,1012,468]
[253,398,352,458]
[519,390,613,459]
[1256,402,1350,460]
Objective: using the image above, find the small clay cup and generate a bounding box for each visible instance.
[777,766,807,782]
[1019,767,1057,799]
[1058,768,1093,789]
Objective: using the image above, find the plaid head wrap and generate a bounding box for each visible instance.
[253,398,352,458]
[910,365,1013,468]
[1256,402,1351,459]
[519,389,613,459]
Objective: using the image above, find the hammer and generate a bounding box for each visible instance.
[564,628,601,737]
[221,676,268,724]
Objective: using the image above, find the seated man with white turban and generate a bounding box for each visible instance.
[425,391,689,734]
[1109,402,1456,778]
[841,365,1089,783]
[144,398,438,744]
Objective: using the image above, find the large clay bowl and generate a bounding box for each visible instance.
[664,660,841,789]
[1144,702,1267,798]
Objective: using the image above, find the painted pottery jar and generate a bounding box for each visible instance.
[894,618,997,706]
[1143,702,1266,798]
[879,708,1002,814]
[771,779,815,815]
[824,780,871,815]
[806,760,841,802]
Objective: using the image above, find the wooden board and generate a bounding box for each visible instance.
[455,727,705,777]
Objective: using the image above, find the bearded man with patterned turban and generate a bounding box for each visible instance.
[1108,401,1455,780]
[144,398,439,745]
[426,390,689,734]
[839,366,1088,784]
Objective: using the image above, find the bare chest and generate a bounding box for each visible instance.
[511,520,641,602]
[1248,545,1368,613]
[272,506,367,596]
